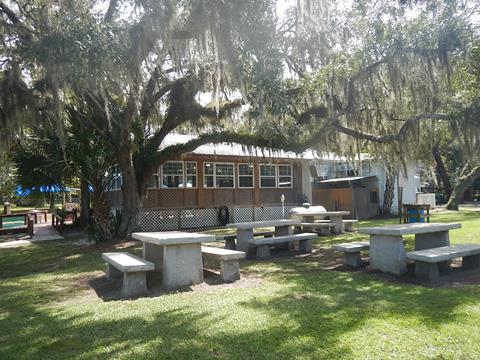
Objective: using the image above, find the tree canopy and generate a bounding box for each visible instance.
[1,0,480,235]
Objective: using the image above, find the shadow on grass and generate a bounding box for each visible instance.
[2,249,480,359]
[1,210,480,358]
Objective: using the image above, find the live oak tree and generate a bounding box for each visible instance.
[1,0,479,237]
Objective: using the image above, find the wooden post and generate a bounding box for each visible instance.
[27,216,34,237]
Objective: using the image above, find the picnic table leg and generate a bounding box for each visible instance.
[369,234,407,275]
[142,242,164,273]
[414,231,450,250]
[301,215,315,233]
[236,229,254,252]
[415,230,450,272]
[162,243,203,289]
[274,225,292,249]
[330,215,345,234]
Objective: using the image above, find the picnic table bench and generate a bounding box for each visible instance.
[248,232,317,259]
[201,246,246,282]
[333,241,370,267]
[226,219,300,252]
[407,244,480,282]
[102,252,155,297]
[359,222,461,275]
[299,222,334,235]
[132,231,215,289]
[216,230,274,250]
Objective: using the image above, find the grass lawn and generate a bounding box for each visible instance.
[1,210,480,359]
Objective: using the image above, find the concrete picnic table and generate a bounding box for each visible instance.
[131,231,215,289]
[226,219,300,252]
[290,207,350,234]
[358,222,461,275]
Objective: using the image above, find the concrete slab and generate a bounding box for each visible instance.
[248,233,317,246]
[201,246,246,260]
[333,241,370,253]
[359,222,461,236]
[406,244,480,263]
[132,231,215,245]
[370,234,407,275]
[102,252,155,272]
[227,219,299,229]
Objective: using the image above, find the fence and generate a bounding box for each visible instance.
[137,205,296,232]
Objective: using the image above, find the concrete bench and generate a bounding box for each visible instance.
[300,222,334,235]
[406,244,480,282]
[333,241,370,267]
[102,252,154,298]
[248,233,317,259]
[217,230,274,250]
[343,220,359,232]
[202,246,246,282]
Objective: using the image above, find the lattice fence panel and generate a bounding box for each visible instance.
[138,209,179,231]
[138,205,297,231]
[181,208,220,229]
[254,206,295,221]
[231,207,254,223]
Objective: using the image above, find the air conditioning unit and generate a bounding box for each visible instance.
[310,164,329,178]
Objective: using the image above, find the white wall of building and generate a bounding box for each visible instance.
[370,160,421,215]
[301,160,313,203]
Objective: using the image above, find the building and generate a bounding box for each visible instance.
[106,134,421,230]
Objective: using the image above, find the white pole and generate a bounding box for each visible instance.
[281,194,285,219]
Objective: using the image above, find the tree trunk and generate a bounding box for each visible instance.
[432,144,452,198]
[92,189,114,240]
[382,168,395,216]
[446,164,480,210]
[118,150,142,238]
[79,178,90,226]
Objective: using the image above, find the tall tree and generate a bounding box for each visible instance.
[2,0,479,236]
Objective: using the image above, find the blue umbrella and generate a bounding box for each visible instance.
[15,185,78,196]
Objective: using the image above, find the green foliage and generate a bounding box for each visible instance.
[0,152,16,202]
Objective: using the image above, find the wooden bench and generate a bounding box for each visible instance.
[406,244,480,282]
[300,222,334,235]
[202,246,246,282]
[343,220,358,232]
[102,252,155,297]
[217,230,274,250]
[333,241,370,267]
[248,233,317,259]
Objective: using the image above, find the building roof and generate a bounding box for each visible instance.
[160,133,371,161]
[318,175,377,183]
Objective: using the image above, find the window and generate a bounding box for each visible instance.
[278,164,293,188]
[204,163,235,188]
[204,162,215,188]
[162,162,184,188]
[362,161,371,175]
[260,164,276,188]
[238,164,254,188]
[106,166,122,191]
[370,191,378,204]
[185,162,197,188]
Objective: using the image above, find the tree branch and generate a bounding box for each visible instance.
[0,2,20,24]
[104,0,118,22]
[330,113,450,143]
